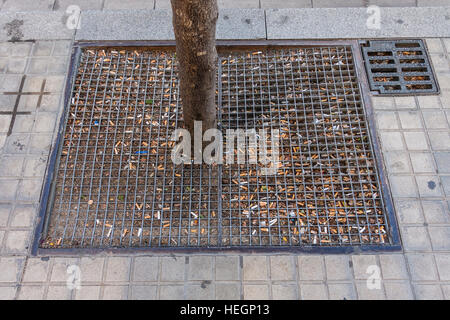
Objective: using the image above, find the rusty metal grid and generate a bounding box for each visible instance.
[37,44,399,250]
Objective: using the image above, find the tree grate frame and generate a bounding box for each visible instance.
[34,42,401,253]
[361,39,439,95]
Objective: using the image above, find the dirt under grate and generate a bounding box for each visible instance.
[38,43,399,251]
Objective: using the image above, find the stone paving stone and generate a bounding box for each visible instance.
[436,73,450,90]
[403,132,429,151]
[352,255,378,280]
[395,200,424,224]
[39,94,62,112]
[409,152,435,174]
[159,285,184,300]
[383,281,414,300]
[187,256,214,281]
[105,257,131,282]
[47,56,68,75]
[440,176,450,196]
[384,151,411,173]
[298,256,325,281]
[0,179,19,201]
[102,285,128,300]
[0,257,24,283]
[52,40,71,56]
[428,226,450,251]
[46,285,72,300]
[7,58,27,74]
[215,256,239,281]
[32,41,53,56]
[0,115,12,134]
[379,255,409,280]
[434,152,450,173]
[406,254,439,281]
[12,115,35,134]
[131,285,157,300]
[218,0,260,8]
[23,156,47,178]
[426,38,444,53]
[324,256,352,281]
[375,112,399,130]
[0,74,22,92]
[23,258,49,282]
[272,284,298,300]
[3,0,54,11]
[79,257,104,282]
[422,200,450,224]
[243,284,269,300]
[422,110,449,129]
[355,281,385,300]
[417,95,441,109]
[415,175,442,197]
[441,92,450,109]
[215,282,240,300]
[401,226,432,251]
[53,0,103,11]
[380,132,405,151]
[371,96,395,110]
[0,286,17,300]
[394,97,417,110]
[74,286,101,300]
[28,133,53,154]
[132,257,158,282]
[389,175,418,198]
[243,256,268,281]
[299,283,328,300]
[186,282,214,300]
[435,254,450,281]
[104,0,155,10]
[418,0,450,6]
[328,283,356,300]
[160,257,185,281]
[442,285,450,300]
[414,284,443,300]
[217,9,266,40]
[0,204,12,227]
[49,258,78,283]
[313,0,365,7]
[430,53,450,73]
[0,156,24,177]
[4,230,29,253]
[16,178,43,202]
[270,256,296,281]
[398,111,423,129]
[261,0,312,8]
[154,0,171,9]
[27,57,48,74]
[0,231,4,248]
[369,0,417,6]
[444,38,450,52]
[17,285,45,300]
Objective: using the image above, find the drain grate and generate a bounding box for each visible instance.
[36,43,400,252]
[361,39,439,95]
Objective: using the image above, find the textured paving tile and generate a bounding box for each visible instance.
[187,256,214,281]
[22,258,49,282]
[325,256,352,281]
[160,257,185,282]
[131,285,157,300]
[299,283,328,300]
[243,284,269,300]
[159,285,184,300]
[395,200,424,224]
[379,255,409,280]
[186,282,215,300]
[105,257,131,282]
[328,283,357,300]
[414,284,443,300]
[215,256,240,281]
[272,284,298,300]
[215,282,240,300]
[406,254,439,281]
[46,285,72,300]
[355,281,386,300]
[74,285,101,300]
[298,256,325,281]
[352,255,378,280]
[270,256,296,281]
[17,285,45,300]
[384,281,414,300]
[132,257,159,282]
[102,285,128,300]
[243,256,268,281]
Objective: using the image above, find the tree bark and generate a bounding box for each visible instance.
[170,0,218,159]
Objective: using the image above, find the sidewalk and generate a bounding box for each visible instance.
[0,1,449,300]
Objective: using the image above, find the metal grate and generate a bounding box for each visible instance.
[361,39,439,95]
[38,44,399,251]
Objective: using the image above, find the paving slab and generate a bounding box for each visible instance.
[266,7,450,39]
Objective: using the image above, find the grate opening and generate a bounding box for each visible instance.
[361,39,439,95]
[37,43,400,251]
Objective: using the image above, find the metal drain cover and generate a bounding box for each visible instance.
[34,42,400,253]
[361,39,439,95]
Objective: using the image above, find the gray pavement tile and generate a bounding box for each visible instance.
[426,38,445,53]
[186,282,214,300]
[160,257,185,281]
[187,256,214,281]
[50,258,78,282]
[0,74,22,92]
[6,58,27,74]
[243,256,268,281]
[0,286,17,300]
[422,200,450,224]
[261,0,312,8]
[131,285,157,300]
[298,256,325,281]
[442,285,450,300]
[384,151,411,174]
[0,155,24,177]
[355,281,385,300]
[379,255,409,280]
[10,204,36,228]
[375,111,399,130]
[102,285,128,300]
[39,94,62,112]
[430,53,450,73]
[215,256,240,281]
[215,282,240,300]
[104,0,155,10]
[46,285,72,300]
[328,283,356,300]
[28,133,53,154]
[403,132,429,151]
[418,0,450,6]
[324,256,352,281]
[0,257,24,283]
[271,284,298,300]
[2,0,54,11]
[389,175,418,198]
[400,226,432,251]
[23,156,47,178]
[394,97,417,110]
[243,284,269,300]
[299,283,328,300]
[415,175,442,197]
[17,285,45,300]
[417,95,441,109]
[369,0,417,6]
[74,285,101,300]
[380,132,405,151]
[32,41,53,56]
[52,40,71,56]
[270,256,296,281]
[435,254,450,281]
[440,91,450,109]
[218,0,259,8]
[440,176,450,197]
[0,179,19,201]
[413,284,443,300]
[383,281,414,300]
[33,112,57,133]
[398,111,423,129]
[266,7,450,39]
[434,152,450,173]
[313,0,365,7]
[154,0,171,9]
[27,57,48,74]
[428,226,450,251]
[16,178,43,202]
[0,115,12,134]
[159,285,184,300]
[371,96,395,110]
[409,152,436,174]
[105,257,131,282]
[132,256,159,282]
[422,110,450,129]
[0,204,12,227]
[12,115,36,134]
[53,0,103,11]
[436,73,450,90]
[79,257,104,282]
[4,230,29,254]
[352,255,378,280]
[406,254,439,281]
[9,42,32,57]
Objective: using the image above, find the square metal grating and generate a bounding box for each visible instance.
[34,41,400,253]
[361,39,439,95]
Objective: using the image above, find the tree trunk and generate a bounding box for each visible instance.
[170,0,218,160]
